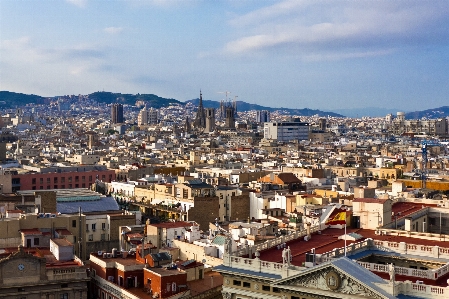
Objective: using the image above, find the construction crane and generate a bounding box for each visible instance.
[421,139,444,189]
[217,91,231,102]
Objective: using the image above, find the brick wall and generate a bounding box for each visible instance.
[230,195,250,222]
[35,191,57,213]
[188,197,220,231]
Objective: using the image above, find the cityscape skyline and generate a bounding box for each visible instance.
[1,0,448,111]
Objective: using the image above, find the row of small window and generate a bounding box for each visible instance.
[232,280,276,292]
[32,176,97,184]
[88,234,107,241]
[86,223,107,230]
[233,280,308,299]
[32,184,86,190]
[20,296,68,299]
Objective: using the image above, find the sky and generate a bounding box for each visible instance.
[1,0,448,111]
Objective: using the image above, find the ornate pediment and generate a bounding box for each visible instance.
[274,259,393,299]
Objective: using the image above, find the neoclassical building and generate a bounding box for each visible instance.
[0,245,89,299]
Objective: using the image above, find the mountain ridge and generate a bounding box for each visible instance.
[1,91,448,119]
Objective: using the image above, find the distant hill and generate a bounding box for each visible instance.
[87,91,182,108]
[332,107,403,118]
[0,91,49,108]
[186,99,344,117]
[405,106,449,119]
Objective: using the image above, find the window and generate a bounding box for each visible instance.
[47,178,50,183]
[54,177,58,183]
[61,177,65,183]
[40,178,43,184]
[273,287,280,293]
[101,234,105,241]
[243,281,250,288]
[88,235,93,241]
[34,238,39,245]
[92,223,96,231]
[233,280,241,286]
[262,285,270,291]
[32,178,36,184]
[102,223,106,230]
[60,294,68,299]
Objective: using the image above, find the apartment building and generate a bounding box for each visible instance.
[263,119,310,142]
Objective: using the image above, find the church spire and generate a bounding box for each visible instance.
[193,90,206,129]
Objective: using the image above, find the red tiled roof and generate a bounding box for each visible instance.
[20,228,42,235]
[150,221,195,228]
[257,227,449,273]
[353,198,388,203]
[391,202,437,219]
[55,229,73,236]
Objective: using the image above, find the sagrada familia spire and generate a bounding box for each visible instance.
[193,90,206,129]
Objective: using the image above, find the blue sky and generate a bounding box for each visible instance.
[1,0,448,111]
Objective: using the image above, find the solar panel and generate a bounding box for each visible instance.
[57,196,119,214]
[181,259,195,267]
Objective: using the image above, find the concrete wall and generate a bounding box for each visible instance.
[172,239,223,266]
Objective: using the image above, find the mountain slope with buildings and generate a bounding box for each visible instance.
[405,106,449,119]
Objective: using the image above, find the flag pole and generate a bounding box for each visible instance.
[344,211,347,257]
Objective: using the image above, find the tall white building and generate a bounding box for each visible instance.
[138,107,158,125]
[263,119,310,142]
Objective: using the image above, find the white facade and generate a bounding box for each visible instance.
[263,121,310,142]
[138,107,158,125]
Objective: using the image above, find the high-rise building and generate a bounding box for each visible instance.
[256,110,270,123]
[138,106,158,126]
[111,103,124,124]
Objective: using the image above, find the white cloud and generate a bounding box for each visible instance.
[224,0,449,60]
[66,0,88,8]
[104,27,124,34]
